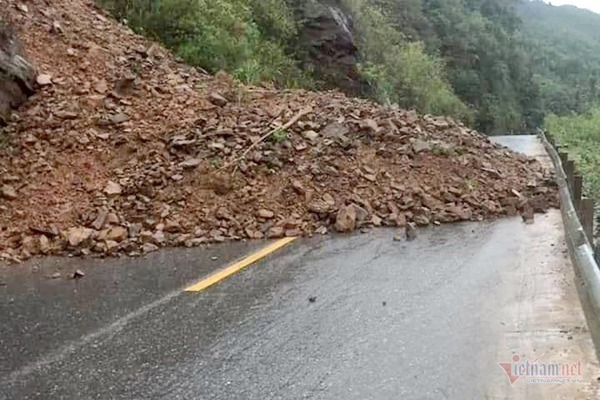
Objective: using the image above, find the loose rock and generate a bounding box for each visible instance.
[0,185,17,200]
[104,181,122,196]
[335,205,357,233]
[406,223,418,241]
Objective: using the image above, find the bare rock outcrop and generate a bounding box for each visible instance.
[0,18,36,125]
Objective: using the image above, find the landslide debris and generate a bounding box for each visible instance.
[0,0,558,261]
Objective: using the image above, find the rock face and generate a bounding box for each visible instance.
[0,19,36,125]
[295,0,364,95]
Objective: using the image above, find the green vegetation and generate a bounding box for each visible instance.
[371,0,543,134]
[271,129,288,143]
[345,0,473,122]
[517,0,600,116]
[525,1,600,212]
[97,0,311,87]
[547,109,600,201]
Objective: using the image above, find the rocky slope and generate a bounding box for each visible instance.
[0,0,557,261]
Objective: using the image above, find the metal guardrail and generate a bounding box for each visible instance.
[540,132,600,316]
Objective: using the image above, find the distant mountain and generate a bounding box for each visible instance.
[517,0,600,115]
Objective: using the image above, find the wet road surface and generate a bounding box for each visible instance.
[1,136,599,399]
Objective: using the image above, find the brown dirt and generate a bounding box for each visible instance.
[0,0,558,261]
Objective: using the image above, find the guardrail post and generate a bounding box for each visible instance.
[559,151,568,166]
[582,198,595,244]
[573,173,583,214]
[565,160,575,194]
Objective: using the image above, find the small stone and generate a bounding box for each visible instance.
[308,296,317,303]
[308,200,331,214]
[106,213,120,225]
[106,226,128,242]
[22,236,39,255]
[70,269,85,279]
[412,139,431,154]
[66,227,93,247]
[91,210,108,230]
[36,74,52,86]
[295,142,308,151]
[142,243,159,254]
[208,92,228,107]
[285,229,302,237]
[0,185,17,200]
[105,240,120,252]
[39,235,50,254]
[103,181,122,196]
[303,130,319,141]
[323,193,336,206]
[128,223,143,238]
[245,227,264,239]
[363,174,377,182]
[350,204,369,226]
[209,142,225,150]
[371,215,383,227]
[152,230,166,244]
[522,204,535,225]
[335,205,357,233]
[267,226,285,239]
[361,118,379,132]
[406,223,418,241]
[110,113,129,124]
[414,215,431,226]
[315,226,328,235]
[50,272,61,279]
[55,110,79,120]
[291,180,305,194]
[164,220,182,233]
[180,158,202,169]
[258,209,275,219]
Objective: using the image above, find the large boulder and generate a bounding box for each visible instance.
[0,19,36,126]
[294,1,364,95]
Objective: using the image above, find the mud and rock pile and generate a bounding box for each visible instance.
[0,0,558,261]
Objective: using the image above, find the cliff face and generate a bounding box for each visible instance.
[0,19,36,126]
[293,1,364,95]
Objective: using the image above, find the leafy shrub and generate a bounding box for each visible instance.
[344,0,472,122]
[97,0,309,87]
[547,108,600,201]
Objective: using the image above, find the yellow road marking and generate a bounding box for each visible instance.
[184,237,298,292]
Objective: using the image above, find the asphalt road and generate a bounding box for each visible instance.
[1,136,599,399]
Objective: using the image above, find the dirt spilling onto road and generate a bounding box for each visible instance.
[0,0,558,261]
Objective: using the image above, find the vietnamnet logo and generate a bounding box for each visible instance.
[498,354,583,385]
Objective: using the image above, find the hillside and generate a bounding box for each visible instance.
[517,0,600,116]
[78,0,600,136]
[0,0,557,261]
